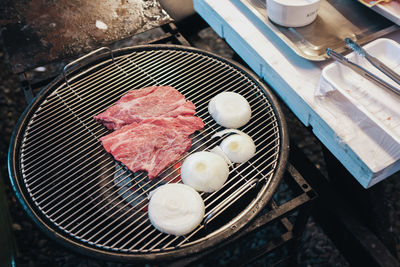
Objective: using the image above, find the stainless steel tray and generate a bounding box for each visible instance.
[236,0,400,61]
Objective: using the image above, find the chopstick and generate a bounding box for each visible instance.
[326,48,400,97]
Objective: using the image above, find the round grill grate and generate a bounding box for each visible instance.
[9,45,288,261]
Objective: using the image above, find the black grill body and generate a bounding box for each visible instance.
[8,44,289,261]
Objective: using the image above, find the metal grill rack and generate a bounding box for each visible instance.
[168,161,316,266]
[9,44,290,261]
[5,16,317,265]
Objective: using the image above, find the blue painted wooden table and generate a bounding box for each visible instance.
[193,0,400,188]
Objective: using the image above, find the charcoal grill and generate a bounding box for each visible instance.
[8,44,289,262]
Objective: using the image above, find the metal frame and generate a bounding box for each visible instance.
[167,162,316,266]
[8,44,289,262]
[6,18,319,265]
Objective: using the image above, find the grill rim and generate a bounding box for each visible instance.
[8,44,289,262]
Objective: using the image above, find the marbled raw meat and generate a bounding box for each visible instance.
[100,116,204,179]
[94,86,196,130]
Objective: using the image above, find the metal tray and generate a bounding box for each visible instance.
[235,0,399,61]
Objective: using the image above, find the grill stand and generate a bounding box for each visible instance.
[3,6,314,264]
[166,160,316,266]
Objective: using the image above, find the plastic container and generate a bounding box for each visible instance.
[321,38,400,144]
[266,0,321,27]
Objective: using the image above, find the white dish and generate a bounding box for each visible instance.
[266,0,321,27]
[321,38,400,144]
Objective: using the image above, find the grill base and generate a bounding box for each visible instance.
[9,44,289,261]
[171,160,316,266]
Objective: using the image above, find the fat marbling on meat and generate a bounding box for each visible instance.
[100,116,204,179]
[94,86,196,130]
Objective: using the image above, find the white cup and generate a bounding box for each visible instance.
[266,0,321,27]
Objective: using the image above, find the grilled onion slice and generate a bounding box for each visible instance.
[181,151,230,192]
[212,129,256,163]
[148,184,205,236]
[208,92,251,128]
[220,132,256,163]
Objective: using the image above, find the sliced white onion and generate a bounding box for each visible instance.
[212,129,256,163]
[148,184,204,236]
[208,92,251,128]
[209,146,233,166]
[211,128,244,139]
[181,151,229,192]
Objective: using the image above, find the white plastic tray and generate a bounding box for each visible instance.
[322,38,400,144]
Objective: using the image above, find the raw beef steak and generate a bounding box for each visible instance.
[100,116,204,179]
[94,86,196,130]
